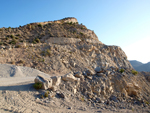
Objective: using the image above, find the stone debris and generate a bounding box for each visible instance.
[34,66,143,107]
[61,72,80,82]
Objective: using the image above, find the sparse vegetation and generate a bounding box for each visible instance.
[15,36,19,39]
[132,70,138,75]
[44,92,49,97]
[10,34,15,38]
[76,35,80,38]
[38,58,45,62]
[80,96,84,102]
[40,94,44,99]
[9,39,17,45]
[41,49,51,57]
[145,101,149,105]
[32,41,37,44]
[33,82,42,89]
[16,44,21,48]
[119,68,124,73]
[69,51,72,54]
[34,38,40,43]
[31,25,35,30]
[38,23,43,27]
[11,61,15,65]
[6,37,9,40]
[32,38,40,44]
[80,32,83,35]
[16,34,21,36]
[0,42,3,45]
[18,60,25,64]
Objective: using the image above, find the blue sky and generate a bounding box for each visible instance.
[0,0,150,63]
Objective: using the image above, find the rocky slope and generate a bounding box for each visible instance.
[0,17,150,112]
[0,17,133,75]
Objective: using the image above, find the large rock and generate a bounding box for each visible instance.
[125,83,140,97]
[34,74,52,90]
[51,76,61,86]
[62,72,80,82]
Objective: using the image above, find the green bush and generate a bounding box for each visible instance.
[132,70,138,75]
[38,24,43,27]
[46,49,51,56]
[6,37,9,40]
[18,60,24,64]
[16,45,21,48]
[40,95,44,99]
[32,38,40,44]
[69,22,73,25]
[35,38,40,43]
[80,32,84,35]
[0,42,3,45]
[119,68,124,73]
[32,41,37,44]
[44,92,49,97]
[76,35,80,38]
[10,34,15,38]
[15,36,19,39]
[145,101,149,105]
[9,39,17,45]
[31,25,35,30]
[16,34,21,36]
[41,49,51,57]
[33,82,42,89]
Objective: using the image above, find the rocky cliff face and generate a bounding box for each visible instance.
[0,17,133,74]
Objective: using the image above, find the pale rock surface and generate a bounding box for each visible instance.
[51,76,61,86]
[61,72,80,82]
[34,74,52,90]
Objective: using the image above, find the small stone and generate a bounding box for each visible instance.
[68,107,72,109]
[109,95,118,102]
[96,97,102,103]
[45,100,50,103]
[57,92,65,98]
[97,73,106,77]
[49,86,57,92]
[74,71,84,80]
[62,72,79,82]
[86,76,92,80]
[95,67,101,73]
[85,69,95,76]
[106,71,111,75]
